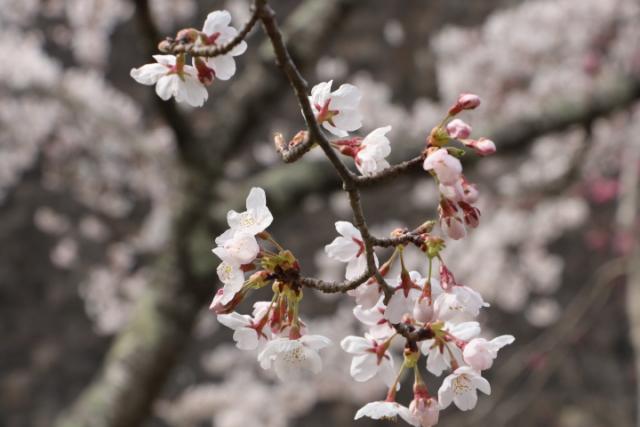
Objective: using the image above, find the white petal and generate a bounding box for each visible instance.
[217,312,250,329]
[207,55,236,80]
[152,54,176,66]
[473,375,492,395]
[130,63,167,85]
[155,74,178,100]
[329,83,361,109]
[346,255,367,280]
[301,334,332,350]
[491,334,515,348]
[203,10,231,35]
[340,336,370,354]
[335,221,361,239]
[322,120,348,137]
[177,74,208,107]
[246,187,266,210]
[454,390,478,411]
[325,237,359,262]
[233,327,259,350]
[332,109,363,133]
[350,354,378,382]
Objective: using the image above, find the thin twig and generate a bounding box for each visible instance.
[158,4,260,57]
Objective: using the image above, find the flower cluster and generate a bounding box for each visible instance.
[130,10,247,107]
[211,188,332,381]
[330,231,512,425]
[308,80,394,176]
[423,94,496,240]
[141,7,520,423]
[208,82,512,425]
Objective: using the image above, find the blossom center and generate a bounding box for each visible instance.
[238,212,257,228]
[452,374,472,395]
[282,345,307,366]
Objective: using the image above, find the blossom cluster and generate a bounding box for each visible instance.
[130,10,247,107]
[207,81,510,426]
[129,7,512,426]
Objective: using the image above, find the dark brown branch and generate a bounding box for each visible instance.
[354,154,425,188]
[158,5,260,57]
[394,323,435,342]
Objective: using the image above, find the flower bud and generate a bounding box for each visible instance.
[448,93,481,115]
[463,138,496,156]
[446,118,472,139]
[409,396,439,427]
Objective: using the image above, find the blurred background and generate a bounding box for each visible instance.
[1,0,640,426]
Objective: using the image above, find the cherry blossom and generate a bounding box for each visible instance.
[215,261,244,304]
[354,401,416,424]
[340,334,396,386]
[257,334,332,381]
[325,221,376,280]
[421,322,481,376]
[130,55,208,107]
[226,187,273,235]
[217,312,270,350]
[213,230,260,266]
[198,10,248,81]
[355,126,392,176]
[423,148,463,185]
[309,80,363,137]
[438,367,491,411]
[434,285,488,321]
[463,335,515,371]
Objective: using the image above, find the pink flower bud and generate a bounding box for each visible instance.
[409,397,439,427]
[194,57,215,86]
[462,138,496,156]
[439,264,457,291]
[474,138,496,156]
[446,118,472,139]
[448,93,481,115]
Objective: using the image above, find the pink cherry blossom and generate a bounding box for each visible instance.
[423,148,462,186]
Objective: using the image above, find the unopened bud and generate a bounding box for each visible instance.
[448,93,481,115]
[446,118,472,139]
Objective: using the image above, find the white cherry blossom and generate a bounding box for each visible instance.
[213,230,260,266]
[438,367,491,411]
[434,285,489,321]
[355,125,392,176]
[340,334,396,386]
[217,312,270,350]
[463,335,515,371]
[325,221,376,280]
[226,187,273,235]
[257,334,331,381]
[199,11,248,80]
[215,261,244,304]
[309,80,362,137]
[421,322,481,376]
[354,401,416,424]
[130,55,208,107]
[423,148,462,185]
